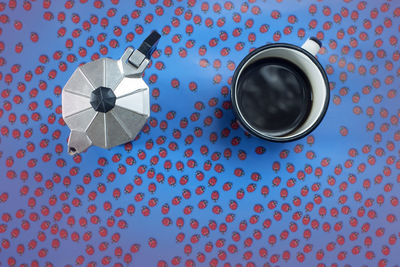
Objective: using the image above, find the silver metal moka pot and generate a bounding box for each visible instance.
[62,31,161,155]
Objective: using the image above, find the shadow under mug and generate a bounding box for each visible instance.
[231,38,330,142]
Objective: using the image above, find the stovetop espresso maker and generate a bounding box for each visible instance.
[62,31,161,155]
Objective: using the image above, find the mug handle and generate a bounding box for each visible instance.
[301,37,322,57]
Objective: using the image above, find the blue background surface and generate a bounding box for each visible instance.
[0,0,400,266]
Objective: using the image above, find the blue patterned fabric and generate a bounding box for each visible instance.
[0,0,399,266]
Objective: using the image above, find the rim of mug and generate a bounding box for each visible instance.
[231,42,330,142]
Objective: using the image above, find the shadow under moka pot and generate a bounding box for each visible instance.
[231,38,330,142]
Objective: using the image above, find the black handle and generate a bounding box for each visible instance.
[138,31,161,59]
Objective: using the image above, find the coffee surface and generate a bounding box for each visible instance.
[237,58,312,137]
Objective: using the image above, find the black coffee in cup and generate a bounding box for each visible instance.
[236,58,312,137]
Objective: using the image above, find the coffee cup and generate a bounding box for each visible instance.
[231,37,329,142]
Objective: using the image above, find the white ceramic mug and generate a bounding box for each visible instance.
[231,37,330,142]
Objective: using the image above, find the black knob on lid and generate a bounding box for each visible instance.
[90,86,116,113]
